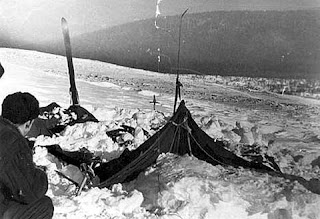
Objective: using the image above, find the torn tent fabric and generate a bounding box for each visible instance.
[95,100,278,188]
[38,101,278,187]
[37,101,320,194]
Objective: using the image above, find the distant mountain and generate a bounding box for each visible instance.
[0,0,319,45]
[1,7,320,79]
[43,10,319,79]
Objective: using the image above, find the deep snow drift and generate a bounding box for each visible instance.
[1,48,320,218]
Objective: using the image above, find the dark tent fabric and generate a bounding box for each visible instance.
[95,100,276,188]
[44,144,94,167]
[40,101,320,194]
[27,103,98,138]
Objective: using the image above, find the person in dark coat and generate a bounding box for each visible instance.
[0,92,54,219]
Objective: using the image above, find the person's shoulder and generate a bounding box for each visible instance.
[0,118,24,151]
[0,131,29,167]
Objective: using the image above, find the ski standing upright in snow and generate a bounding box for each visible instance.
[61,17,80,106]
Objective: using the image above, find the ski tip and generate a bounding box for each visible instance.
[61,17,67,24]
[182,8,189,17]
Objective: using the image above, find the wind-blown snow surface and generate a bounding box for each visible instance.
[32,110,320,219]
[1,49,320,218]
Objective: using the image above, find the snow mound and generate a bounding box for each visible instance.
[133,154,320,219]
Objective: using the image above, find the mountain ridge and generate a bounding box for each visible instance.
[52,10,320,79]
[1,9,319,79]
[0,0,319,43]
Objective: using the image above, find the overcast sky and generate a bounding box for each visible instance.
[0,0,319,43]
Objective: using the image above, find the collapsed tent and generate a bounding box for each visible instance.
[37,101,320,194]
[94,100,278,188]
[37,101,278,186]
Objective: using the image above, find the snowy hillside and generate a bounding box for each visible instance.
[1,48,320,218]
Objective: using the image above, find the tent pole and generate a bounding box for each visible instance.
[173,9,188,115]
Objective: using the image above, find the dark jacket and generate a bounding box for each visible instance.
[0,117,48,214]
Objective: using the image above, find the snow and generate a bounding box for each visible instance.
[31,103,320,219]
[1,48,320,218]
[86,81,121,89]
[138,90,160,97]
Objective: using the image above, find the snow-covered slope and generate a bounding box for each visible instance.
[1,48,320,218]
[0,59,173,113]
